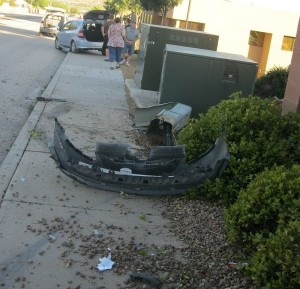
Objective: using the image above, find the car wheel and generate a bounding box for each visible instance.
[70,41,78,53]
[55,38,61,50]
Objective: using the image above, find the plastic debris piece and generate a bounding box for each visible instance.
[148,250,156,257]
[227,261,248,268]
[63,259,72,268]
[227,261,238,268]
[48,234,57,242]
[135,244,145,251]
[130,272,161,288]
[97,253,114,271]
[20,177,26,182]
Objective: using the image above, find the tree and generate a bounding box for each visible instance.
[127,0,143,16]
[51,1,68,10]
[104,0,127,15]
[122,0,143,22]
[31,0,49,9]
[139,0,183,25]
[9,0,17,7]
[104,0,142,20]
[69,6,79,15]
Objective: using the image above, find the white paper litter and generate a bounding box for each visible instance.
[97,253,115,271]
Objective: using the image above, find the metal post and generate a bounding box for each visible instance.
[185,0,192,29]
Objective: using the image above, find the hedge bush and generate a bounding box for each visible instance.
[178,93,300,203]
[225,165,300,289]
[246,221,300,289]
[225,165,300,250]
[253,66,289,99]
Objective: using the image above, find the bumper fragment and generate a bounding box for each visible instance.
[49,118,229,196]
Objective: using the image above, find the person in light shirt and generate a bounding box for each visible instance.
[121,20,139,67]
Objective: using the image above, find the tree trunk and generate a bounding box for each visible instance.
[161,7,168,26]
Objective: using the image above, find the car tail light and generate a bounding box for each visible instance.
[77,30,85,39]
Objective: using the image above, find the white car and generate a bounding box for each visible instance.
[55,10,109,53]
[40,7,68,37]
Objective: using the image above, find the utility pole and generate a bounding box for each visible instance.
[185,0,192,29]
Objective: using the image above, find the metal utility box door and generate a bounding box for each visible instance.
[159,45,258,118]
[134,24,219,92]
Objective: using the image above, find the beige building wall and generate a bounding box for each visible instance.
[166,0,299,75]
[282,18,300,113]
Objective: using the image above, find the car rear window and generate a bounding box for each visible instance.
[97,15,106,20]
[47,14,63,20]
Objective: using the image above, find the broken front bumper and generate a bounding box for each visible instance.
[49,118,230,196]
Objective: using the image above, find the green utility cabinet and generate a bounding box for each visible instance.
[159,45,258,118]
[134,24,219,92]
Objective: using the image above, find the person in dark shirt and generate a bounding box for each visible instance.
[101,14,115,61]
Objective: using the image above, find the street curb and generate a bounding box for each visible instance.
[125,79,159,108]
[125,79,143,108]
[0,53,71,199]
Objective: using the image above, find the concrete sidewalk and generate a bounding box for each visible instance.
[0,52,183,289]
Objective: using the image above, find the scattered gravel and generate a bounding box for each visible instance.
[159,197,261,289]
[23,196,261,289]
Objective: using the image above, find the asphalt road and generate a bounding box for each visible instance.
[0,11,66,165]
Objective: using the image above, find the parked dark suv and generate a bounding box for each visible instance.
[55,10,110,53]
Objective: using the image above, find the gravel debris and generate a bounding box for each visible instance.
[22,196,260,289]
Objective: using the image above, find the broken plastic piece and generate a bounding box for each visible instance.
[135,102,191,133]
[135,244,145,251]
[97,253,114,271]
[93,229,101,237]
[135,103,192,145]
[227,261,248,268]
[48,234,56,242]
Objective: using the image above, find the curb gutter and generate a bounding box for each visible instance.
[0,53,71,199]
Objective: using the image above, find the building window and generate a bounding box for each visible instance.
[282,36,295,51]
[149,15,153,24]
[145,14,149,23]
[248,30,265,47]
[178,21,205,31]
[167,18,177,27]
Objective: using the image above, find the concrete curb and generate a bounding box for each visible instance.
[125,79,159,108]
[0,53,71,199]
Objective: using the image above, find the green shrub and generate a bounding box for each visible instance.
[178,93,300,203]
[8,0,17,7]
[225,165,300,250]
[246,221,300,289]
[254,66,289,99]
